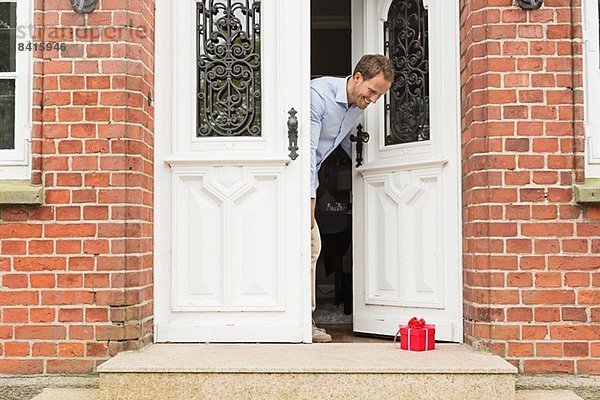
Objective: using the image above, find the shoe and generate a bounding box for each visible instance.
[312,325,332,343]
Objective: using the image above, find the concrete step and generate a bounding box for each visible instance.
[96,343,517,400]
[30,388,586,400]
[31,388,99,400]
[516,390,584,400]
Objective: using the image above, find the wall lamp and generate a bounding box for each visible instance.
[71,0,99,14]
[519,0,543,10]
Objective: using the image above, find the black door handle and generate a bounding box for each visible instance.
[350,124,369,167]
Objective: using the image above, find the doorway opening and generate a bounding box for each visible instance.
[311,0,390,343]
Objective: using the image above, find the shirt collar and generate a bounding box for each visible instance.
[334,76,351,107]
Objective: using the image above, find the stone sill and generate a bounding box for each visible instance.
[0,180,43,205]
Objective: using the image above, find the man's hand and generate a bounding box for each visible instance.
[311,198,316,229]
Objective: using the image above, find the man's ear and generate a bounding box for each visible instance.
[353,72,363,83]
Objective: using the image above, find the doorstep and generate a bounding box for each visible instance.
[94,343,517,400]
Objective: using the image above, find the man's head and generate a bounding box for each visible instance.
[347,54,394,110]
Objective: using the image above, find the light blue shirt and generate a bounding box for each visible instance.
[310,76,363,197]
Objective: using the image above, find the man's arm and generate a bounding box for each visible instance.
[310,87,326,228]
[340,134,352,159]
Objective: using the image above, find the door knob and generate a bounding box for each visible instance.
[350,124,370,167]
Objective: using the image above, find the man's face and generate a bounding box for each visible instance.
[351,72,393,110]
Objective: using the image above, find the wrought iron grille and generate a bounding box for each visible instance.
[196,0,261,137]
[384,0,430,146]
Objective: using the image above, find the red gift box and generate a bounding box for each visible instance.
[394,317,435,351]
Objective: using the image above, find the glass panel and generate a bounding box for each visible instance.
[384,0,430,146]
[0,79,15,150]
[0,2,17,73]
[197,0,262,137]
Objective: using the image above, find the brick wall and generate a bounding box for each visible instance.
[0,0,155,374]
[461,0,600,374]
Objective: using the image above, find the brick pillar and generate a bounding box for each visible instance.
[460,0,600,374]
[0,0,154,374]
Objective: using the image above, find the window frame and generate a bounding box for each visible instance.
[583,0,600,178]
[0,0,33,180]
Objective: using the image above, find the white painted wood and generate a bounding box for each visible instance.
[583,0,600,177]
[0,0,33,180]
[352,0,462,342]
[155,0,312,342]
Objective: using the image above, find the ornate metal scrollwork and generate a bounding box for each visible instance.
[287,108,299,161]
[70,0,98,14]
[384,0,430,146]
[197,0,262,137]
[519,0,543,10]
[350,124,370,167]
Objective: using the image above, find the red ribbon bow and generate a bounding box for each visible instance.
[407,317,426,329]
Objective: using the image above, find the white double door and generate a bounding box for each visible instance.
[154,0,462,343]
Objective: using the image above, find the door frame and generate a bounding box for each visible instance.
[350,0,463,341]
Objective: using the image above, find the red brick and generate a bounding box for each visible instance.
[506,307,533,321]
[0,360,43,374]
[535,272,562,287]
[564,342,589,357]
[519,90,544,103]
[2,274,28,289]
[549,256,600,271]
[0,291,39,306]
[42,290,94,305]
[32,342,58,357]
[2,308,29,323]
[2,241,27,255]
[15,325,66,340]
[507,272,532,287]
[86,342,108,357]
[535,307,561,322]
[578,360,600,375]
[551,326,600,340]
[523,290,575,304]
[47,359,94,374]
[4,342,30,357]
[536,342,562,357]
[58,308,84,322]
[562,307,588,322]
[85,308,109,322]
[524,360,574,374]
[30,274,56,289]
[508,342,533,357]
[518,25,544,38]
[30,308,55,323]
[522,224,573,237]
[565,272,590,286]
[534,240,561,255]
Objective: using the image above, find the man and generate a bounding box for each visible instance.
[310,54,394,342]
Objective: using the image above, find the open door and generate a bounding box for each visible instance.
[351,0,462,341]
[154,0,312,342]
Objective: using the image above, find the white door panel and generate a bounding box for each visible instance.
[352,0,462,342]
[155,0,312,343]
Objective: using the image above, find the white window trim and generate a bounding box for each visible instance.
[0,0,33,180]
[584,0,600,178]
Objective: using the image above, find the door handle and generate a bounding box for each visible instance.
[350,124,369,167]
[287,108,299,161]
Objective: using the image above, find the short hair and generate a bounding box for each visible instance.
[353,54,395,82]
